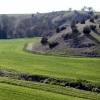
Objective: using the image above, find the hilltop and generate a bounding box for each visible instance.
[0,10,96,38]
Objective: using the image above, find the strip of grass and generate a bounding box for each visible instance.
[0,82,84,100]
[0,77,100,100]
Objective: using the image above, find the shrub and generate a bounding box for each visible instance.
[72,27,79,33]
[60,26,66,31]
[76,20,79,24]
[83,52,98,57]
[71,21,76,28]
[72,38,80,48]
[94,15,98,19]
[69,80,79,88]
[49,42,59,49]
[56,26,66,33]
[44,78,58,85]
[92,88,100,93]
[83,26,91,35]
[90,25,96,31]
[78,43,95,48]
[19,73,29,80]
[90,18,95,23]
[41,37,48,45]
[71,21,79,34]
[81,20,85,24]
[63,34,72,40]
[56,27,60,33]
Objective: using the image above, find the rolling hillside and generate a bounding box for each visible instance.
[27,14,100,57]
[0,11,100,99]
[0,10,96,38]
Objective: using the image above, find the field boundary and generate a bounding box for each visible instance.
[0,69,100,94]
[0,77,100,100]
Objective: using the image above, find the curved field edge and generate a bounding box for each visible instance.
[0,77,100,100]
[25,42,100,58]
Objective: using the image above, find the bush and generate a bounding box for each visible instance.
[90,25,96,31]
[92,88,100,93]
[78,43,95,48]
[81,20,85,24]
[83,52,98,57]
[83,26,91,35]
[76,20,79,24]
[69,80,79,88]
[71,21,76,28]
[56,26,66,33]
[71,21,79,34]
[56,27,60,33]
[90,18,95,23]
[44,78,58,85]
[49,42,59,49]
[60,26,66,31]
[72,27,79,33]
[63,33,72,40]
[41,37,48,45]
[72,38,80,48]
[94,15,98,19]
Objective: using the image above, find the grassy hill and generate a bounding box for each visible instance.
[0,38,100,99]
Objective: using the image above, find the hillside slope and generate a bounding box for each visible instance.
[0,11,95,38]
[26,16,100,57]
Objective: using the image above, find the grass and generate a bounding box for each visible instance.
[0,38,99,82]
[0,82,84,100]
[0,38,100,100]
[0,77,100,100]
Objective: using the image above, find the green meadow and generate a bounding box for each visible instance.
[0,82,84,100]
[0,38,100,100]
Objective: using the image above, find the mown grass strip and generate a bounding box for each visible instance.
[0,77,100,100]
[0,82,83,100]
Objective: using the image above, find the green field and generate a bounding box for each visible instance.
[0,38,100,100]
[0,83,83,100]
